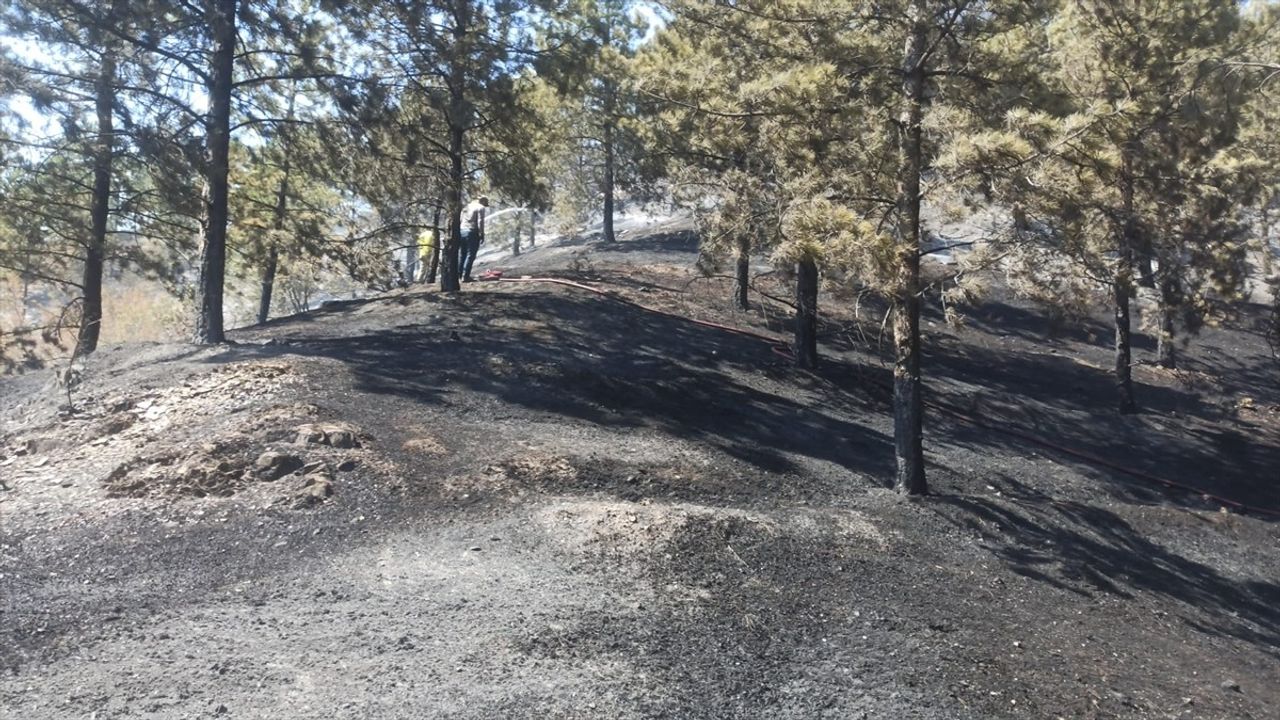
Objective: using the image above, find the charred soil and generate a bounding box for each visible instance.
[2,220,1278,719]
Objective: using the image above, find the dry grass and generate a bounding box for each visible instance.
[100,281,188,345]
[402,434,448,456]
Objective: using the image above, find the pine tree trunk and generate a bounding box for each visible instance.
[1115,148,1140,413]
[427,203,442,284]
[892,0,928,496]
[1262,200,1274,279]
[1156,276,1178,369]
[193,0,237,344]
[529,212,537,248]
[258,246,278,324]
[440,6,469,293]
[78,15,118,357]
[794,257,818,369]
[258,150,290,325]
[601,46,618,245]
[734,234,750,311]
[1114,268,1138,413]
[603,126,616,244]
[1137,238,1156,289]
[441,120,464,292]
[403,236,418,284]
[512,211,522,256]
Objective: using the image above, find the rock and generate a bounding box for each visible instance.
[256,452,305,481]
[337,459,359,472]
[105,397,135,413]
[326,429,360,449]
[1220,680,1241,692]
[295,427,327,445]
[98,413,137,436]
[301,460,328,476]
[303,465,333,487]
[295,423,365,449]
[293,477,333,508]
[27,436,67,453]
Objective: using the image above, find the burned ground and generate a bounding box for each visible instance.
[2,221,1278,719]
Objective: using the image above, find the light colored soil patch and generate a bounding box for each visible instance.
[533,497,888,559]
[402,435,447,456]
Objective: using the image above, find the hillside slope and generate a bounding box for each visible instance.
[2,221,1278,719]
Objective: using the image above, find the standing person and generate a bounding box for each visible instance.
[416,227,436,283]
[459,195,489,283]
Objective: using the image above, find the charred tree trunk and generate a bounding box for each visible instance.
[602,116,617,244]
[440,4,470,293]
[257,246,279,325]
[1115,149,1139,413]
[258,133,292,325]
[441,118,465,293]
[1156,275,1178,369]
[794,257,818,369]
[600,24,618,246]
[193,0,237,344]
[426,203,442,285]
[892,0,928,496]
[1114,267,1138,413]
[78,8,120,357]
[734,234,750,311]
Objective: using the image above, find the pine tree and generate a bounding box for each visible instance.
[88,0,335,343]
[635,2,804,324]
[647,1,1051,492]
[970,0,1255,406]
[228,106,341,324]
[328,0,577,293]
[541,0,649,244]
[0,0,132,355]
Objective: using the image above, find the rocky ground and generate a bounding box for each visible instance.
[2,219,1278,719]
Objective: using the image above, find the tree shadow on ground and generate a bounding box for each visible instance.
[942,300,1121,350]
[930,475,1280,657]
[223,281,1280,514]
[221,287,895,483]
[922,326,1280,509]
[549,230,699,256]
[804,303,1279,512]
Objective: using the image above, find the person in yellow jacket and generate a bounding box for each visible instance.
[417,227,439,283]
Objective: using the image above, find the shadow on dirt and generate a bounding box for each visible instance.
[219,288,896,482]
[931,476,1280,658]
[551,230,699,257]
[952,300,1120,350]
[223,281,1280,514]
[923,329,1280,508]
[497,512,922,720]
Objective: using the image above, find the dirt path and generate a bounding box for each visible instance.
[3,222,1279,719]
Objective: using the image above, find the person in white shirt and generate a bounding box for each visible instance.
[459,196,488,282]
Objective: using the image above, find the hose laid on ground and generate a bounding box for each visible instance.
[497,274,1280,518]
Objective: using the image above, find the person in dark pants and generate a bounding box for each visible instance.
[459,195,488,282]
